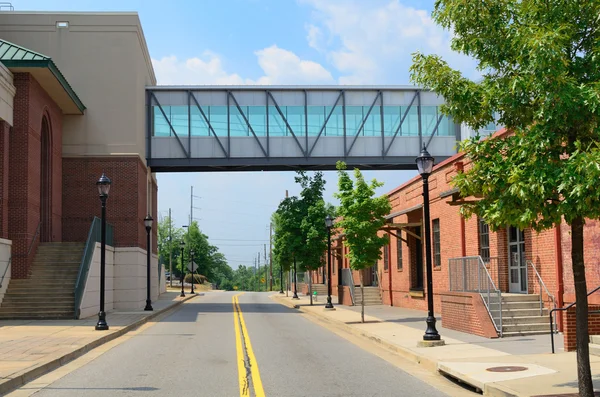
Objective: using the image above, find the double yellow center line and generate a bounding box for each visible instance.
[233,293,265,397]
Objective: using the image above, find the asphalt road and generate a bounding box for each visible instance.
[25,292,450,397]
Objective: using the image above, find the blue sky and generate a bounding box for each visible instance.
[17,0,476,269]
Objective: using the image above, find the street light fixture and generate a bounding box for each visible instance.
[190,249,196,294]
[144,214,153,311]
[179,240,186,298]
[325,215,334,310]
[416,145,441,341]
[95,173,111,331]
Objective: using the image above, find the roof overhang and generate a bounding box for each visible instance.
[4,59,85,115]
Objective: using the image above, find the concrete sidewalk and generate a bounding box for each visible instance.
[272,293,600,397]
[0,291,198,395]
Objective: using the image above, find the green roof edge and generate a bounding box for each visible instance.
[2,58,86,113]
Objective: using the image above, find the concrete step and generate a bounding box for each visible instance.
[490,308,548,318]
[502,330,549,337]
[4,291,74,297]
[501,294,540,302]
[0,312,74,320]
[590,335,600,344]
[490,301,543,310]
[502,323,548,333]
[501,315,551,325]
[0,301,74,309]
[1,296,74,304]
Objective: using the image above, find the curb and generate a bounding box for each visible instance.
[271,295,524,397]
[0,294,197,396]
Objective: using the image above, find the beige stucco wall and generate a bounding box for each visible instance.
[79,244,160,319]
[0,12,156,161]
[0,238,11,305]
[0,62,14,125]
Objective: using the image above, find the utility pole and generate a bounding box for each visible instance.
[269,223,273,291]
[258,252,261,291]
[254,256,258,291]
[264,243,268,291]
[169,208,173,288]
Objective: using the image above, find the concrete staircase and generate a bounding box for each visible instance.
[0,242,84,320]
[590,336,600,356]
[492,294,550,337]
[307,283,328,297]
[352,286,383,306]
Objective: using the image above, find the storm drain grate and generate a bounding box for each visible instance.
[486,366,528,372]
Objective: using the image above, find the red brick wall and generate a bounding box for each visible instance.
[62,156,154,250]
[337,286,353,306]
[440,292,499,338]
[563,305,600,351]
[9,73,63,278]
[562,219,600,305]
[0,120,9,239]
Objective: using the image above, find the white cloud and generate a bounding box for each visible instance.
[152,46,334,86]
[300,0,477,84]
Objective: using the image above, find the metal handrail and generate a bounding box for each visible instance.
[449,255,503,336]
[550,285,600,353]
[348,269,356,306]
[27,222,42,257]
[0,257,10,288]
[74,217,114,319]
[526,260,556,317]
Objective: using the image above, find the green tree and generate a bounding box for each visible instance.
[157,215,184,279]
[410,2,600,393]
[334,161,391,322]
[273,196,304,298]
[296,171,330,305]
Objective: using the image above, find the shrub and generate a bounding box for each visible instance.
[184,273,207,284]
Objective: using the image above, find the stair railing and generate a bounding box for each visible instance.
[449,256,503,336]
[74,217,114,319]
[340,268,355,305]
[0,256,10,289]
[550,285,600,353]
[526,260,556,318]
[14,222,41,261]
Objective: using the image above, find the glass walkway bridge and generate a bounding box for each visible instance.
[146,86,463,172]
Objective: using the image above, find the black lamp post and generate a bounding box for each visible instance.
[179,240,185,298]
[190,249,195,294]
[416,145,440,341]
[292,258,299,299]
[144,214,153,311]
[325,215,334,309]
[95,173,111,331]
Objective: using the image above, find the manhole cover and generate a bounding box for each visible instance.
[486,366,528,372]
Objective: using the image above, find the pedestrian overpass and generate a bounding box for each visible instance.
[145,86,461,172]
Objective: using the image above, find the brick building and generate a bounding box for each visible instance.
[317,129,600,347]
[0,12,162,319]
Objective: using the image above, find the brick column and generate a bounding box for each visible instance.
[0,121,8,239]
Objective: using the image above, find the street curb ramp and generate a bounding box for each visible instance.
[0,294,198,396]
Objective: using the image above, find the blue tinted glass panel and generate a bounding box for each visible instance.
[383,106,401,136]
[363,106,381,137]
[268,106,287,136]
[249,106,266,136]
[190,105,209,136]
[209,106,228,136]
[307,106,325,136]
[153,106,170,137]
[230,106,249,137]
[325,106,343,136]
[405,106,419,136]
[153,106,188,137]
[422,106,453,137]
[346,106,363,136]
[286,106,305,136]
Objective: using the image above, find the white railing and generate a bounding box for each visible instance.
[449,256,503,336]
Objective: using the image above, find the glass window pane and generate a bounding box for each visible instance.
[230,106,248,137]
[346,106,363,135]
[405,106,419,136]
[209,106,228,136]
[286,106,305,137]
[384,245,389,271]
[190,105,208,136]
[396,233,403,270]
[325,106,343,136]
[268,106,286,136]
[307,106,325,136]
[383,106,401,136]
[363,106,381,137]
[249,106,266,136]
[433,219,441,267]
